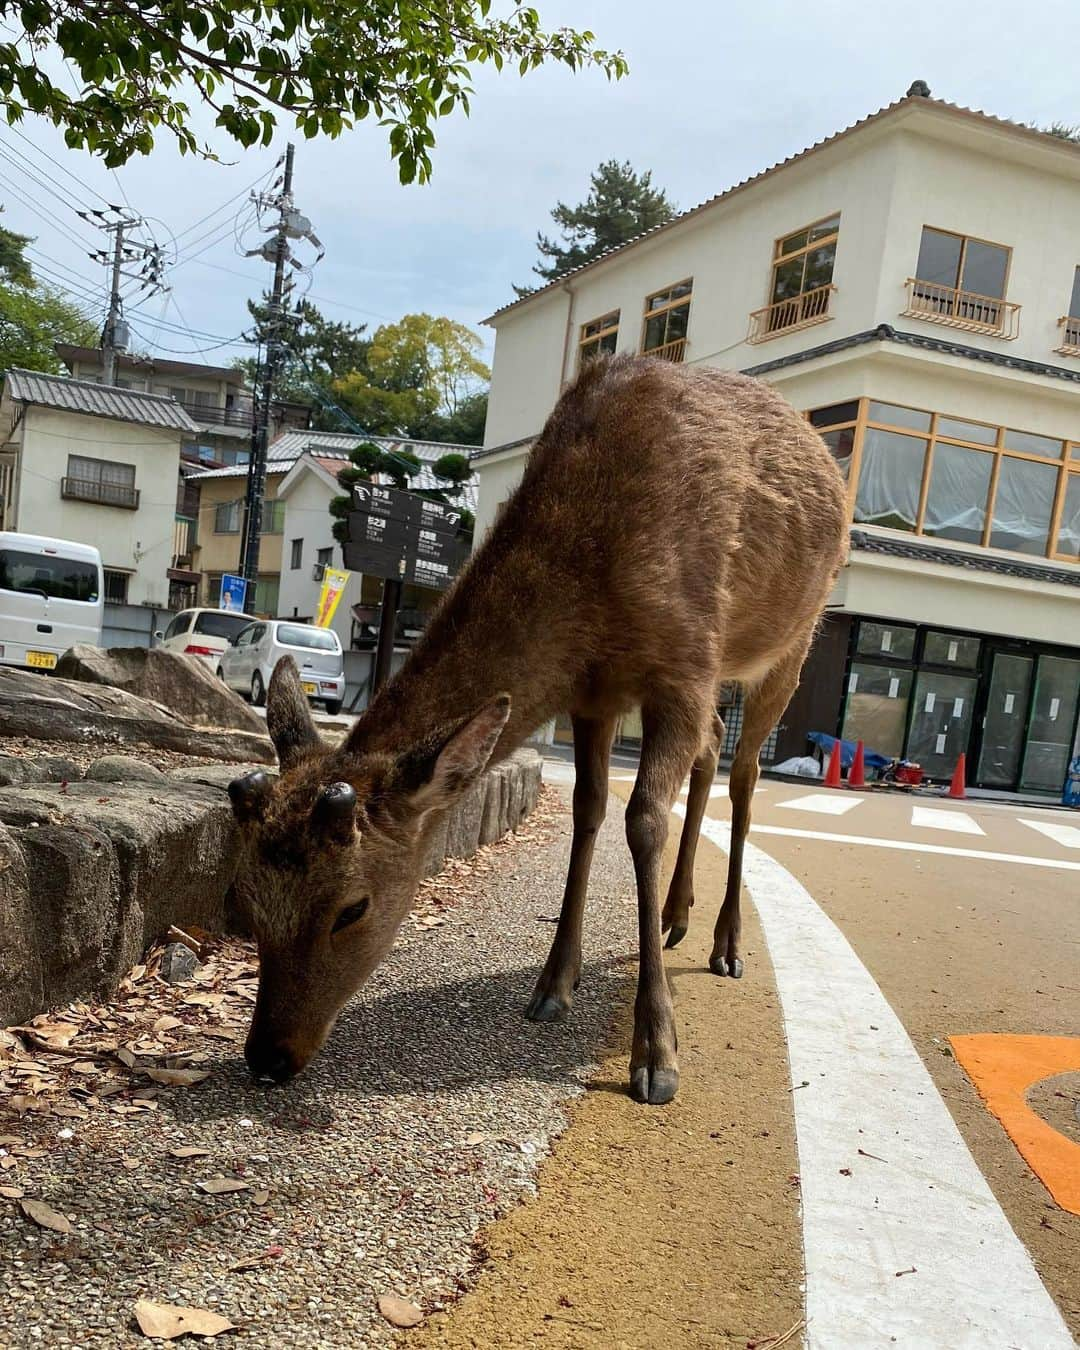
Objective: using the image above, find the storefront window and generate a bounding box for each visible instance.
[1058,474,1080,559]
[842,664,912,758]
[854,429,927,532]
[856,621,916,660]
[923,631,981,668]
[922,443,993,545]
[906,671,978,778]
[988,456,1056,556]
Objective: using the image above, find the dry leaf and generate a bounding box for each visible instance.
[168,1147,211,1160]
[377,1294,423,1329]
[69,1062,100,1075]
[19,1199,72,1233]
[133,1299,234,1340]
[196,1178,249,1195]
[144,1069,210,1087]
[121,1157,141,1170]
[116,1047,138,1068]
[0,1184,24,1198]
[0,1157,18,1171]
[152,1015,185,1035]
[464,1132,489,1146]
[251,1190,269,1206]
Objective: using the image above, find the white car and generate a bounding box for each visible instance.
[0,531,103,671]
[218,619,346,714]
[155,608,254,670]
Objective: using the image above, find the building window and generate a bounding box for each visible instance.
[103,570,129,604]
[290,538,303,570]
[317,546,333,567]
[1056,266,1080,354]
[641,280,691,362]
[750,214,839,342]
[579,311,619,365]
[813,397,1078,562]
[254,575,279,617]
[63,455,139,509]
[262,499,285,535]
[904,227,1019,338]
[214,499,243,534]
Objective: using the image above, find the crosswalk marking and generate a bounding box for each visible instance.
[1018,818,1080,850]
[776,792,861,816]
[910,805,985,836]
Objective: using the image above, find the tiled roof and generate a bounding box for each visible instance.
[4,368,198,432]
[849,530,1080,589]
[486,93,1080,325]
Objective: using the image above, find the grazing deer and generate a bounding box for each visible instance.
[229,354,847,1104]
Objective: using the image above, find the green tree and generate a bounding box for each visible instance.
[516,159,677,294]
[0,217,98,372]
[0,208,32,286]
[1041,122,1080,142]
[328,439,424,544]
[0,3,625,174]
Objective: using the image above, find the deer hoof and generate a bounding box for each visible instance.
[664,924,688,949]
[709,953,744,978]
[629,1066,679,1105]
[525,992,571,1023]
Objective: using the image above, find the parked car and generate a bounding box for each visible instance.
[155,608,253,670]
[0,531,103,671]
[218,620,346,714]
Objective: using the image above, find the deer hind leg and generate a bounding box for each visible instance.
[661,710,724,949]
[525,713,617,1023]
[626,695,710,1105]
[711,638,811,978]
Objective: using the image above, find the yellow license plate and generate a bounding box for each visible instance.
[26,651,57,670]
[302,682,317,695]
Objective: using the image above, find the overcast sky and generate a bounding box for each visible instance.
[2,0,1079,372]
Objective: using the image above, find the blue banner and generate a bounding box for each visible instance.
[219,573,248,613]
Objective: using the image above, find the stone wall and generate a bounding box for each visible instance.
[0,750,543,1026]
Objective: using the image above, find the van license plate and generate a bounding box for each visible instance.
[302,681,317,695]
[26,651,57,670]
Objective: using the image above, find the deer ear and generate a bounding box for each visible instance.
[266,656,320,771]
[392,694,511,816]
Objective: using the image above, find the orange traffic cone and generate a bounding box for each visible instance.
[849,740,866,789]
[948,752,967,799]
[823,739,843,788]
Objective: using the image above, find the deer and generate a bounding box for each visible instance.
[228,353,848,1105]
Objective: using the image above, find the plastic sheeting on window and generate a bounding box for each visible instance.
[1058,474,1080,558]
[853,429,926,532]
[989,456,1056,556]
[922,443,993,544]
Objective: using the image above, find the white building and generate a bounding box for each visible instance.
[0,369,197,609]
[475,86,1080,795]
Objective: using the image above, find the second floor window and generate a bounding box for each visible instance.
[317,546,333,567]
[907,227,1017,336]
[290,538,303,569]
[64,455,138,508]
[579,311,619,364]
[641,281,691,361]
[214,497,285,535]
[769,214,839,321]
[1060,266,1080,352]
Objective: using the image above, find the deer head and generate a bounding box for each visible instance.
[229,658,510,1083]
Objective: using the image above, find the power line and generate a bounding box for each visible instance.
[126,323,252,357]
[0,143,100,235]
[0,123,114,212]
[173,160,280,243]
[0,173,99,254]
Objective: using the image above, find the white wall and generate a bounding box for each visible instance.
[16,407,180,607]
[277,468,360,648]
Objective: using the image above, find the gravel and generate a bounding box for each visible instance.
[0,736,244,776]
[0,781,637,1347]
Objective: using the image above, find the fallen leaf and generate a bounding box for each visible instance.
[68,1062,101,1075]
[1,1157,18,1171]
[168,1147,211,1160]
[377,1294,423,1328]
[121,1157,141,1170]
[144,1069,210,1087]
[229,1245,284,1271]
[0,1185,24,1198]
[152,1016,185,1035]
[464,1132,489,1146]
[197,1178,250,1195]
[19,1199,72,1233]
[116,1048,138,1069]
[133,1299,234,1340]
[251,1190,269,1206]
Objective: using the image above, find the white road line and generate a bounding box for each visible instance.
[748,823,1080,873]
[1018,818,1080,850]
[910,805,985,836]
[678,805,1074,1350]
[776,792,862,816]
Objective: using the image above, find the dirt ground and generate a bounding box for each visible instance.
[415,795,804,1350]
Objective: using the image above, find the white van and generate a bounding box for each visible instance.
[0,531,104,671]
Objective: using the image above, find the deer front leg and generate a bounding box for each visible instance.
[526,713,616,1023]
[626,701,703,1105]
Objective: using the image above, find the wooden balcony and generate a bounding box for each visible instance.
[642,338,686,363]
[902,278,1020,339]
[748,284,835,344]
[1054,315,1080,356]
[61,476,139,509]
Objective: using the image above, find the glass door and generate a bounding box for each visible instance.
[1020,656,1080,794]
[976,653,1034,789]
[906,671,978,778]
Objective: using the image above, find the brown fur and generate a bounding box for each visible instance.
[230,355,848,1102]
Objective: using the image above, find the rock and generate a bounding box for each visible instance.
[167,764,277,790]
[87,756,166,784]
[0,665,274,765]
[37,755,84,783]
[445,778,484,860]
[0,755,82,786]
[54,644,264,734]
[159,941,198,984]
[0,823,41,1025]
[478,766,506,847]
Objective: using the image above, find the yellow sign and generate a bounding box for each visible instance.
[315,567,350,628]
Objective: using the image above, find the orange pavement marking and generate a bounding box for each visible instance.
[950,1034,1080,1216]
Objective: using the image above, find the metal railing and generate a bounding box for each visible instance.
[641,337,686,363]
[748,284,836,343]
[1055,315,1080,355]
[61,476,140,509]
[902,278,1021,339]
[181,401,253,428]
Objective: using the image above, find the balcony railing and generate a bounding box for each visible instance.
[1054,315,1080,356]
[61,476,139,509]
[902,278,1021,339]
[748,284,836,344]
[181,401,253,428]
[172,513,197,565]
[642,338,686,363]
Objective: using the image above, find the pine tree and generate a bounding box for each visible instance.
[516,160,676,295]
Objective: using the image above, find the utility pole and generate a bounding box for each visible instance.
[84,212,168,387]
[240,143,323,615]
[101,221,128,387]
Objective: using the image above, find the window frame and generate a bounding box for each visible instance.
[768,212,841,302]
[102,569,130,604]
[578,310,620,366]
[290,538,303,570]
[639,279,692,358]
[914,224,1013,302]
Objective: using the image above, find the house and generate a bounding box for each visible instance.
[475,85,1080,795]
[0,368,197,609]
[191,428,476,628]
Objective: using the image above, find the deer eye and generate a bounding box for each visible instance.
[331,898,370,934]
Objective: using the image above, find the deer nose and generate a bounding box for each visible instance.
[245,1042,296,1084]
